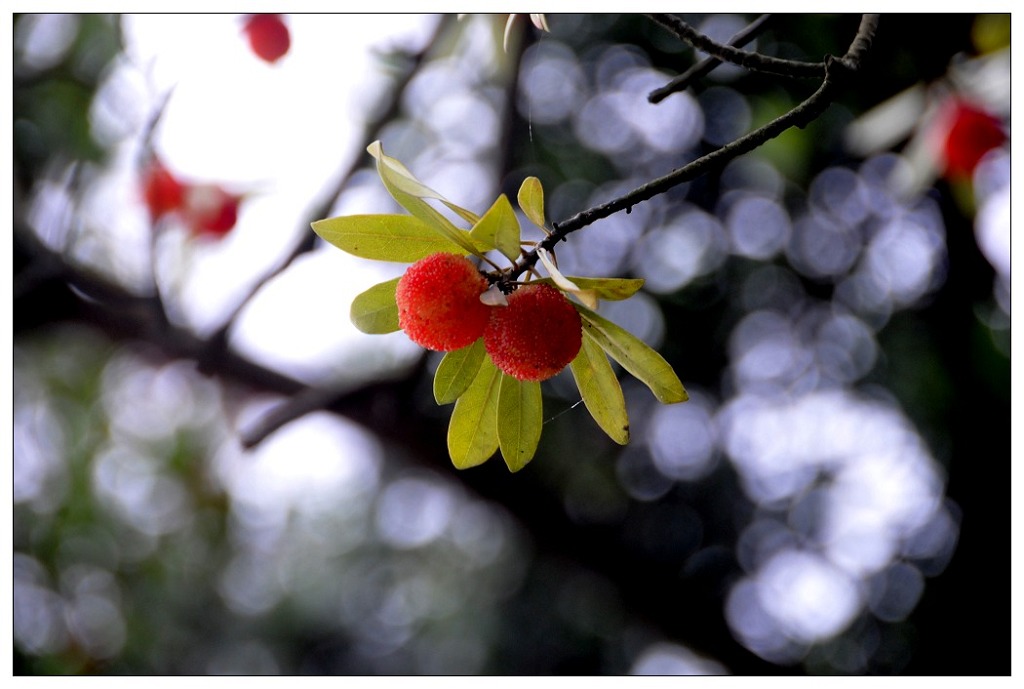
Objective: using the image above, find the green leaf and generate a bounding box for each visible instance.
[381,176,480,258]
[434,339,486,404]
[497,374,543,472]
[365,141,480,225]
[312,214,470,263]
[517,176,546,229]
[569,332,630,445]
[574,304,688,404]
[447,357,501,469]
[535,276,646,301]
[350,278,400,334]
[469,194,522,263]
[367,142,483,256]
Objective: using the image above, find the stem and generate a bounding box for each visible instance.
[841,13,879,70]
[649,14,773,103]
[647,14,824,79]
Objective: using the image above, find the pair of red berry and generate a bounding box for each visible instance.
[395,253,583,382]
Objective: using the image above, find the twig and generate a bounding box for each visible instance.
[648,14,772,103]
[239,385,361,449]
[647,13,823,79]
[511,14,880,280]
[840,13,879,69]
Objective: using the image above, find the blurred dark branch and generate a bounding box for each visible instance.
[648,14,772,103]
[197,15,453,373]
[14,225,285,389]
[14,220,433,447]
[238,373,417,449]
[511,14,879,280]
[239,386,347,448]
[647,13,824,79]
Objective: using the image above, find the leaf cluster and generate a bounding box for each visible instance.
[312,142,686,471]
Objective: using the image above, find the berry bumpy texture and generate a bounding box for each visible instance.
[396,253,491,352]
[485,283,582,382]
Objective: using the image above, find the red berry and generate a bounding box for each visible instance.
[940,100,1006,178]
[396,253,491,351]
[243,14,290,64]
[142,160,185,222]
[484,283,582,382]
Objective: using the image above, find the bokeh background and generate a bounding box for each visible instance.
[11,13,1010,675]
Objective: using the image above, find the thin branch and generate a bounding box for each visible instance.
[647,13,823,79]
[240,385,374,449]
[511,14,880,280]
[649,13,773,103]
[14,219,402,406]
[840,13,879,70]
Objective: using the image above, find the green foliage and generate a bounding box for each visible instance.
[497,375,543,472]
[534,276,645,301]
[470,194,522,263]
[13,15,123,180]
[434,339,486,404]
[448,356,502,469]
[517,176,546,229]
[749,93,815,182]
[575,304,688,405]
[316,144,687,471]
[366,141,484,258]
[349,277,400,334]
[15,80,104,171]
[972,14,1010,53]
[570,333,630,445]
[312,215,474,262]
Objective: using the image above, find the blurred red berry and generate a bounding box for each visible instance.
[142,160,185,222]
[243,14,290,64]
[940,100,1006,178]
[183,185,242,238]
